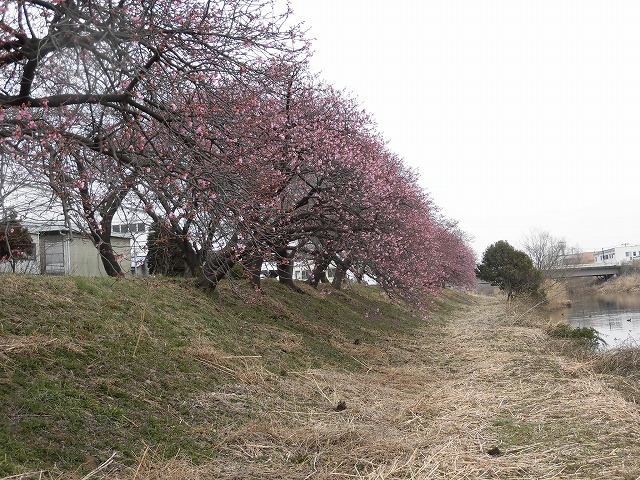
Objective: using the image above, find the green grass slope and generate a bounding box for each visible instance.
[0,275,461,477]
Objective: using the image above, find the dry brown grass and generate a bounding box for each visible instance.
[0,334,85,364]
[541,279,572,310]
[183,337,278,384]
[66,296,640,479]
[591,347,640,381]
[598,273,640,293]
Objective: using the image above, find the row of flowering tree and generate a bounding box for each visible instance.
[0,0,476,300]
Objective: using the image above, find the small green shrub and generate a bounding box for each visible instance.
[548,323,605,349]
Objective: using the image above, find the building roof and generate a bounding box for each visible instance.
[21,222,131,239]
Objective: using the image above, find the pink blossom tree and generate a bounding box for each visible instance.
[168,68,477,296]
[0,1,476,298]
[0,0,305,276]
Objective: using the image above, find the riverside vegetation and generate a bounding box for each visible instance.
[3,276,640,479]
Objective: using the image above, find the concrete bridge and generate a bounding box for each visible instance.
[547,264,620,279]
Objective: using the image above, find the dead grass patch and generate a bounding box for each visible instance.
[541,279,572,309]
[0,334,84,362]
[592,347,640,379]
[101,296,640,479]
[184,337,273,384]
[598,273,640,293]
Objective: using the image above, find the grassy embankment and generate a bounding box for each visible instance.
[0,275,457,478]
[4,276,640,478]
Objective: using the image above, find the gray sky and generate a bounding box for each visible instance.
[286,1,640,257]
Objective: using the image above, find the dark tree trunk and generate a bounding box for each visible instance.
[275,246,301,292]
[332,258,351,290]
[76,164,134,279]
[195,234,239,290]
[242,254,264,291]
[93,233,124,278]
[196,251,236,290]
[181,239,202,278]
[308,257,330,288]
[331,265,347,290]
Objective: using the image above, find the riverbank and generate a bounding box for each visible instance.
[4,278,640,478]
[597,272,640,293]
[559,272,640,296]
[120,294,640,479]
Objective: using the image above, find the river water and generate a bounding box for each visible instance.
[561,293,640,349]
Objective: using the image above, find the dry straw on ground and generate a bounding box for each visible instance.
[597,273,640,293]
[541,279,572,310]
[66,295,640,480]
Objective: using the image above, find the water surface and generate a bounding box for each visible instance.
[562,293,640,349]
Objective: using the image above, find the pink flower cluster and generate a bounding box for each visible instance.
[0,0,476,296]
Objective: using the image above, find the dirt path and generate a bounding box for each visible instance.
[122,295,640,479]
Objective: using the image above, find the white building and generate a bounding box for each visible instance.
[0,223,131,276]
[2,186,149,275]
[593,245,640,265]
[111,216,149,275]
[261,260,348,284]
[292,262,337,283]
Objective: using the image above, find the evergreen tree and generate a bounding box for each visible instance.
[476,240,542,300]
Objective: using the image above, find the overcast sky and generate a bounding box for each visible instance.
[285,1,640,257]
